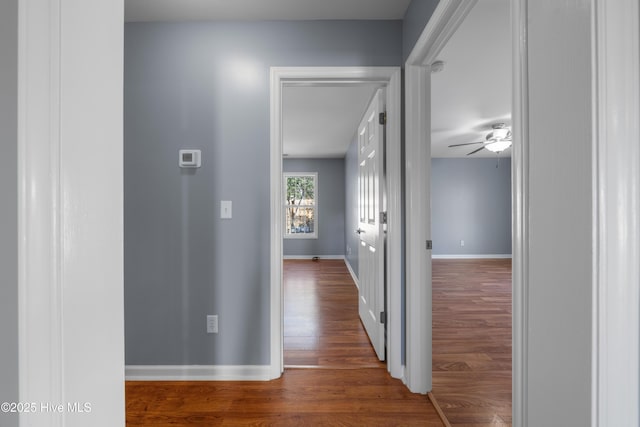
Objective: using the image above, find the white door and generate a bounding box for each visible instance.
[357,89,386,360]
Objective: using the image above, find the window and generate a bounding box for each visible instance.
[284,172,317,239]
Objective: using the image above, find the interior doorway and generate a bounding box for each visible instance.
[405,1,515,421]
[281,83,384,368]
[270,67,402,380]
[428,0,513,422]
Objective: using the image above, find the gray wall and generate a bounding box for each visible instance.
[0,1,19,426]
[283,158,345,257]
[431,158,511,255]
[124,21,402,365]
[526,1,592,424]
[403,0,440,61]
[344,136,359,277]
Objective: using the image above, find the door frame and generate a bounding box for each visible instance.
[591,0,640,424]
[269,67,402,380]
[16,0,125,424]
[403,0,478,394]
[405,0,640,424]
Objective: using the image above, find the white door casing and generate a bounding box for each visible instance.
[17,0,125,425]
[406,0,640,424]
[591,0,640,425]
[404,0,478,394]
[357,89,386,361]
[270,67,402,380]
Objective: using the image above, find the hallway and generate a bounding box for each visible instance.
[126,259,444,425]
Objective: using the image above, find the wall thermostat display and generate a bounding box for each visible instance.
[179,149,201,168]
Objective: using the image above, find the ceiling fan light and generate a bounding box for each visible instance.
[491,128,510,140]
[485,139,512,153]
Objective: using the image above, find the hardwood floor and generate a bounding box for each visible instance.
[126,368,444,426]
[284,259,382,368]
[126,259,444,426]
[432,259,512,427]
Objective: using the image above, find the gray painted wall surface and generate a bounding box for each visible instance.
[124,21,402,365]
[402,0,439,61]
[283,158,345,256]
[527,1,592,425]
[431,158,511,255]
[344,137,359,276]
[0,1,19,426]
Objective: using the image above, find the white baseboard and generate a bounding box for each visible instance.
[125,365,272,381]
[432,254,513,259]
[344,258,359,289]
[283,255,345,260]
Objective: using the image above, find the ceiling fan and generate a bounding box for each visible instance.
[448,123,512,155]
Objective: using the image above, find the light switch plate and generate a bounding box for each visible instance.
[221,201,232,219]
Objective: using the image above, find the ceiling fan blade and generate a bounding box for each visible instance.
[467,146,486,156]
[448,141,484,148]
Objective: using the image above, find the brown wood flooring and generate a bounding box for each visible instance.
[126,259,444,426]
[432,259,512,427]
[283,259,382,368]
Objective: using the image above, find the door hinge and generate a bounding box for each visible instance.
[426,240,433,250]
[379,112,387,125]
[380,311,387,324]
[380,211,387,224]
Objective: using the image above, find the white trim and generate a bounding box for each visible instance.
[18,1,125,425]
[283,255,345,260]
[344,258,359,289]
[384,67,403,380]
[432,254,512,260]
[271,66,402,381]
[403,0,478,395]
[512,1,529,425]
[125,365,272,381]
[405,0,478,66]
[269,67,284,380]
[404,64,432,394]
[18,1,65,424]
[592,0,640,425]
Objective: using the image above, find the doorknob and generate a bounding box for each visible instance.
[355,228,364,234]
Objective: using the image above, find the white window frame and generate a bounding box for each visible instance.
[283,172,318,239]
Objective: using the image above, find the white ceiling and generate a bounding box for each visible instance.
[431,0,511,158]
[283,85,380,158]
[125,0,412,22]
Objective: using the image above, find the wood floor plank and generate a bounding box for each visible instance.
[432,259,512,426]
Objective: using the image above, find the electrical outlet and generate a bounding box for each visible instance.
[460,239,465,247]
[206,315,218,334]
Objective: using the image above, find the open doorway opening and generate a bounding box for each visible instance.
[428,0,513,424]
[280,84,384,368]
[269,67,403,380]
[405,0,514,422]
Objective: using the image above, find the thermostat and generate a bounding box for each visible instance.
[179,149,201,168]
